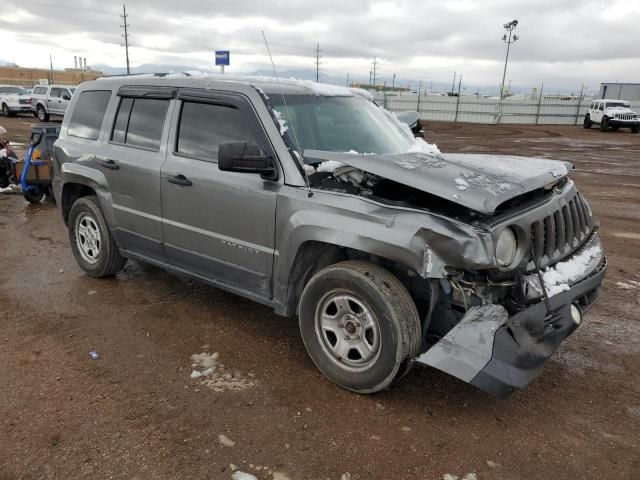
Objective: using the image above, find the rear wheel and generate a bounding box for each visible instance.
[583,115,592,129]
[299,260,421,394]
[23,186,45,203]
[68,196,126,277]
[36,105,49,122]
[600,116,610,132]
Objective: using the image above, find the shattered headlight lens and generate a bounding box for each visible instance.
[496,227,517,268]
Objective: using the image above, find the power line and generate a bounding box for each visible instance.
[120,4,131,75]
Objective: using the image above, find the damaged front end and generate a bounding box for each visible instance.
[303,150,606,398]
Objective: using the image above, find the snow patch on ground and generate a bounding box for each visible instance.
[542,244,602,297]
[231,472,257,480]
[272,109,288,135]
[189,349,255,392]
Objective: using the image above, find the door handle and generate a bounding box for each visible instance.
[97,158,119,170]
[167,174,192,187]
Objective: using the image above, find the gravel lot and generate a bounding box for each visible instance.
[1,116,639,479]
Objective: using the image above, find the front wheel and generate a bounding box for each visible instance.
[299,261,421,394]
[583,115,592,129]
[68,196,126,277]
[600,116,610,132]
[1,104,10,117]
[36,105,49,122]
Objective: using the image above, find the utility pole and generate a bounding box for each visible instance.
[120,4,131,75]
[346,73,350,87]
[369,70,372,85]
[392,73,396,89]
[49,53,54,83]
[315,43,321,82]
[451,71,456,95]
[372,57,378,86]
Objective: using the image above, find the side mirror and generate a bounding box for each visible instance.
[396,111,425,137]
[218,141,275,176]
[62,94,71,100]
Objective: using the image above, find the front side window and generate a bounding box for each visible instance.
[67,90,112,140]
[110,97,169,150]
[176,101,259,162]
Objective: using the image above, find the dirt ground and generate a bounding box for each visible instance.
[1,115,639,480]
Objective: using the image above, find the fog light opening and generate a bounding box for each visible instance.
[570,304,582,326]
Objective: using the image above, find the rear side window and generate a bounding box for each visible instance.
[110,97,169,150]
[176,101,258,162]
[67,90,112,140]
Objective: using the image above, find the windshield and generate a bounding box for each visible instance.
[606,101,629,108]
[0,86,27,94]
[269,95,413,154]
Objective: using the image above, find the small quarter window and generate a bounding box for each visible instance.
[67,90,112,140]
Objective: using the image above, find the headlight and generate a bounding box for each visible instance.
[496,227,517,268]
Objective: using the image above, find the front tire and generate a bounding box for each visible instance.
[1,104,10,117]
[600,116,610,132]
[583,115,592,129]
[68,196,126,277]
[299,261,421,394]
[36,105,49,122]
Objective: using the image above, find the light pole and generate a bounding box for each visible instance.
[499,19,518,100]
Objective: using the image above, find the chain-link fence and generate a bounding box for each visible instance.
[374,91,640,125]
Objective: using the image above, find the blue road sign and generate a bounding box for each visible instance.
[215,51,230,66]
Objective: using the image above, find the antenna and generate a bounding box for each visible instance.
[261,30,312,196]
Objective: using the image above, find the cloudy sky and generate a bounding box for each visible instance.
[1,0,639,92]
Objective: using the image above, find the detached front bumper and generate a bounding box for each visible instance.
[418,242,606,398]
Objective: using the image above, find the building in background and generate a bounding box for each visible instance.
[598,83,640,101]
[0,65,103,87]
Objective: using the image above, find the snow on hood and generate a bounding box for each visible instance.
[304,150,570,215]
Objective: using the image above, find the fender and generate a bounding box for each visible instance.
[59,162,117,227]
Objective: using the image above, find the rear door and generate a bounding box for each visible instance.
[96,85,175,260]
[160,89,279,299]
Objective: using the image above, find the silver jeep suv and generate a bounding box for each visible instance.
[52,75,606,398]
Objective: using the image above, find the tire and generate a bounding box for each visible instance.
[68,196,126,277]
[632,125,640,134]
[299,260,421,394]
[23,186,45,204]
[583,115,592,129]
[36,105,49,122]
[1,104,9,117]
[600,117,609,132]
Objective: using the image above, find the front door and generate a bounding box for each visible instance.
[96,87,174,260]
[160,89,279,299]
[48,87,61,115]
[59,88,72,116]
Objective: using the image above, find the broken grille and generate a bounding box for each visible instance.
[528,192,593,270]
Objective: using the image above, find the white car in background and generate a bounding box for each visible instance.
[584,99,640,133]
[0,85,32,117]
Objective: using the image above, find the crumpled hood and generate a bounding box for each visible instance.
[304,150,570,215]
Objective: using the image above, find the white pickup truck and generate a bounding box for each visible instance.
[30,84,76,121]
[584,99,640,133]
[0,85,32,117]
